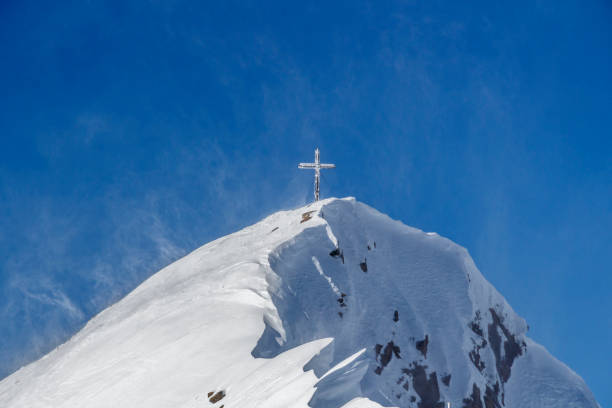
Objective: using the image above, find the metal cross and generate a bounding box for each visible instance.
[298,148,335,201]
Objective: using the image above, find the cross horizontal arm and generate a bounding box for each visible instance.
[298,163,335,169]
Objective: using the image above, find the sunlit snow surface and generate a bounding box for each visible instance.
[0,198,600,408]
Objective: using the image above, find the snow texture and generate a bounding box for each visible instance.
[0,198,600,408]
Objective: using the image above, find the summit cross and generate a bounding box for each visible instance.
[298,148,335,202]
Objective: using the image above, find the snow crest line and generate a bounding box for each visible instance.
[311,256,341,297]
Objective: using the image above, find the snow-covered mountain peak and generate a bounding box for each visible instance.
[0,198,600,408]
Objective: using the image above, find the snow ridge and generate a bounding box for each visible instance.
[0,198,600,408]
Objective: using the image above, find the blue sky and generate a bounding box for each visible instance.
[0,0,610,404]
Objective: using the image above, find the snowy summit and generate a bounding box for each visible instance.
[0,198,600,408]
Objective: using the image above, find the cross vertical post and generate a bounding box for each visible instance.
[298,148,335,201]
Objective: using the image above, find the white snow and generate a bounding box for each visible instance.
[312,256,342,297]
[0,198,600,408]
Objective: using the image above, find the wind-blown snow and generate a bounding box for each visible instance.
[0,198,600,408]
[312,256,342,297]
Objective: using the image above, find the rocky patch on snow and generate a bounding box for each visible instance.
[468,311,487,373]
[415,335,429,358]
[484,382,502,408]
[329,247,344,264]
[374,341,401,375]
[488,309,526,384]
[462,307,528,407]
[469,338,487,373]
[462,384,483,408]
[469,311,484,337]
[401,363,444,408]
[301,211,316,223]
[441,373,451,387]
[207,390,226,406]
[461,382,503,408]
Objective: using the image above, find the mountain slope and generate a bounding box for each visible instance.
[0,198,600,408]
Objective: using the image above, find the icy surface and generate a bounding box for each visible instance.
[0,198,600,408]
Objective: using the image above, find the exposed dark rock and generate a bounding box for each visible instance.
[374,241,377,248]
[462,384,483,408]
[390,342,401,359]
[360,258,368,272]
[469,311,484,337]
[301,211,316,223]
[410,396,417,402]
[469,350,485,372]
[488,326,502,366]
[209,390,225,403]
[402,363,444,408]
[397,376,405,385]
[375,344,383,357]
[329,248,345,264]
[469,339,486,372]
[207,391,214,398]
[368,245,371,250]
[484,383,501,408]
[338,312,343,318]
[488,309,525,383]
[329,248,341,257]
[374,341,401,375]
[270,226,279,232]
[470,321,484,337]
[381,342,401,364]
[416,335,429,358]
[403,382,410,391]
[393,310,399,322]
[441,373,451,386]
